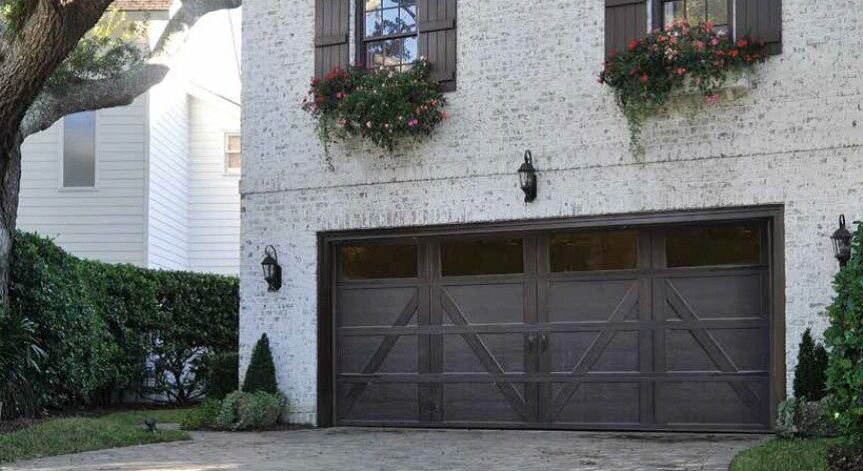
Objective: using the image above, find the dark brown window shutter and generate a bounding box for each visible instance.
[418,0,457,92]
[735,0,782,55]
[314,0,350,78]
[605,0,647,58]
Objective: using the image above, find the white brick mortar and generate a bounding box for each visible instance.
[241,0,863,424]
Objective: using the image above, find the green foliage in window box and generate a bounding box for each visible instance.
[825,221,863,445]
[4,232,238,418]
[598,20,768,157]
[303,59,448,161]
[795,328,829,401]
[242,334,278,395]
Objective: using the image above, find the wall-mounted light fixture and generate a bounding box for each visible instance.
[518,150,537,203]
[832,215,853,268]
[261,245,282,292]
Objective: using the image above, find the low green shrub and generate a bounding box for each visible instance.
[180,399,221,430]
[795,328,829,401]
[213,391,284,431]
[825,221,863,444]
[5,231,239,417]
[208,353,239,400]
[776,397,837,439]
[242,334,278,395]
[0,307,46,419]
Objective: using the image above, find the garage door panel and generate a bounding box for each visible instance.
[337,382,419,423]
[666,274,765,320]
[547,279,638,323]
[549,331,640,373]
[442,383,528,423]
[338,286,419,327]
[591,331,640,372]
[709,328,770,371]
[441,284,524,325]
[443,333,525,373]
[656,380,769,427]
[338,335,418,374]
[549,331,600,373]
[551,382,641,425]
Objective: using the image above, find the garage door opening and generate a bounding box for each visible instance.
[318,208,784,432]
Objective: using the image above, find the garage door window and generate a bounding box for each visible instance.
[441,239,523,276]
[340,244,418,279]
[550,230,638,272]
[666,224,761,267]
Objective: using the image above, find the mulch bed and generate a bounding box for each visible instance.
[828,445,863,471]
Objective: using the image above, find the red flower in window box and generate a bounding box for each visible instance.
[597,20,768,158]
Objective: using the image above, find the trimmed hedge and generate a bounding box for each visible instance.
[3,231,238,417]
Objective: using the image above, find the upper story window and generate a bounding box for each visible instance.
[225,133,241,174]
[604,0,781,58]
[313,0,457,91]
[62,111,96,188]
[660,0,730,34]
[362,0,418,71]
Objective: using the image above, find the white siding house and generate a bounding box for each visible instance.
[18,1,242,276]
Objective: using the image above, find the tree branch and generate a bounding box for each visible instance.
[150,0,242,61]
[22,63,168,137]
[20,0,242,137]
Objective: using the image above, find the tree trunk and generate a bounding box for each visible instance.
[0,131,23,306]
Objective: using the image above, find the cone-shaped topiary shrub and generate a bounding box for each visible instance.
[825,220,863,445]
[242,334,278,394]
[794,328,829,401]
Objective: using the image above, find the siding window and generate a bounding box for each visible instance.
[315,0,456,90]
[361,0,418,71]
[660,0,730,34]
[62,111,96,188]
[604,0,781,57]
[225,133,241,173]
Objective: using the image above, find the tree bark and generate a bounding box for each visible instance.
[0,131,23,304]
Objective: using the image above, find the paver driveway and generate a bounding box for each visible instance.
[2,428,767,471]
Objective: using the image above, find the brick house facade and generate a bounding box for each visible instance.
[240,0,863,429]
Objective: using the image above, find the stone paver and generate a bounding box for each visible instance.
[2,428,768,471]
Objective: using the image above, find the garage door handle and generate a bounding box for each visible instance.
[525,333,537,352]
[539,333,549,353]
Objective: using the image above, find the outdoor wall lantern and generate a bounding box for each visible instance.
[831,215,853,268]
[518,150,537,203]
[261,245,282,292]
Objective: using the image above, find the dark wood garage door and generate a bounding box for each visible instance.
[331,221,774,431]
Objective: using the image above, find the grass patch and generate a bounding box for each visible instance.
[0,409,192,463]
[730,438,837,471]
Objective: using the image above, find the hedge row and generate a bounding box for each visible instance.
[2,231,238,418]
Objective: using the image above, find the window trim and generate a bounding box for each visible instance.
[224,131,242,176]
[58,111,99,192]
[354,0,420,70]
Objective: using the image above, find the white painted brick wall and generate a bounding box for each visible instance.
[241,0,863,424]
